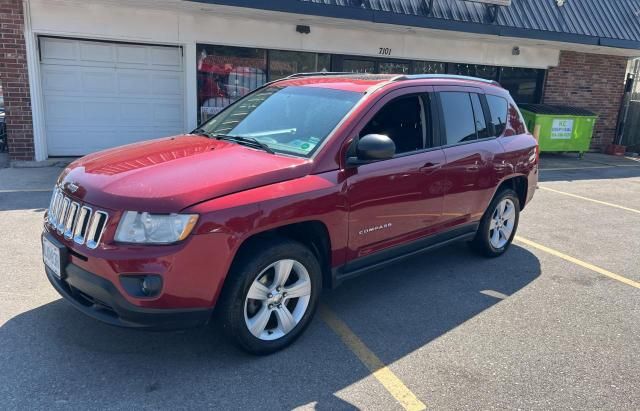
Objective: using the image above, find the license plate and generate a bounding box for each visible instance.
[43,236,62,278]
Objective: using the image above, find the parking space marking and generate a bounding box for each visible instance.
[539,186,640,215]
[319,305,427,411]
[515,236,640,290]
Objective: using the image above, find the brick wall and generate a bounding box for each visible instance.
[543,50,629,150]
[0,0,34,161]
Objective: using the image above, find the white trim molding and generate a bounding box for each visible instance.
[23,0,47,161]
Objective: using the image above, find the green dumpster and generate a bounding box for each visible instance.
[519,104,597,157]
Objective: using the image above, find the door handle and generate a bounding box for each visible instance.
[465,161,480,172]
[419,162,440,173]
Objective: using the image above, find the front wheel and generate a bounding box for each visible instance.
[218,238,321,355]
[470,189,520,257]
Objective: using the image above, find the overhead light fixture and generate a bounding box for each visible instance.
[296,25,311,34]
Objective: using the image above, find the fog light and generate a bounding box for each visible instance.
[141,276,162,296]
[120,275,162,298]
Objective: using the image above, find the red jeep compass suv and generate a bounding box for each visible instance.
[42,73,538,354]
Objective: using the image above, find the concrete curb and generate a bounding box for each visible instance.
[10,158,74,168]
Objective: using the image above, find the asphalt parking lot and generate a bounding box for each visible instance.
[1,153,639,410]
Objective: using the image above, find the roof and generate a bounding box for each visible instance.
[189,0,640,50]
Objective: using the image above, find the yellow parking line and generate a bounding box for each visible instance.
[515,236,640,290]
[539,186,640,215]
[319,305,427,411]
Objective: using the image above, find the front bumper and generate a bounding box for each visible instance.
[46,263,212,330]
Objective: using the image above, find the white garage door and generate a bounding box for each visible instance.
[40,37,185,156]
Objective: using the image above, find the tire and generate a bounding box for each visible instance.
[217,237,322,355]
[470,188,520,258]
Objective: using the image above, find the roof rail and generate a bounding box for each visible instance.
[393,74,502,87]
[285,72,354,79]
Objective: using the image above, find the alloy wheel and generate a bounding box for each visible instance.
[489,198,516,249]
[243,259,312,341]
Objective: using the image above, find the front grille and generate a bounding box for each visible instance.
[47,186,109,249]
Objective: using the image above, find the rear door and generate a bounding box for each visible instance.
[344,87,446,264]
[435,86,504,227]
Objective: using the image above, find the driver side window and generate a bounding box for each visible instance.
[360,94,430,155]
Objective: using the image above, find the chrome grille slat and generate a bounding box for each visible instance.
[56,197,70,234]
[64,202,79,239]
[73,206,92,245]
[50,189,63,226]
[86,211,108,250]
[47,186,109,249]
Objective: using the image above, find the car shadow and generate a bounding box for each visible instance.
[0,243,540,409]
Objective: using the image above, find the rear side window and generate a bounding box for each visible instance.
[470,93,489,139]
[439,92,477,145]
[486,95,508,137]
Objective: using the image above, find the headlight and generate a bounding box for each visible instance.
[115,211,199,244]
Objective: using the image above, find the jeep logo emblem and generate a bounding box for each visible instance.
[67,183,79,193]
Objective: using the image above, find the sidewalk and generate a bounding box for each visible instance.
[0,165,61,192]
[539,152,640,170]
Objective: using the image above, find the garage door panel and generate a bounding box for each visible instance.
[118,73,152,95]
[40,37,77,62]
[44,99,83,125]
[116,44,148,66]
[151,47,182,68]
[153,103,184,123]
[42,68,81,93]
[79,42,116,64]
[152,73,183,96]
[82,71,118,94]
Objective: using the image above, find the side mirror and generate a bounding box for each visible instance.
[347,134,396,166]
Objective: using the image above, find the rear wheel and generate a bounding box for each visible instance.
[218,238,321,355]
[471,188,520,257]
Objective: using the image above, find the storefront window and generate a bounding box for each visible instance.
[379,61,410,74]
[499,67,544,104]
[343,59,376,73]
[412,61,446,74]
[453,63,498,80]
[197,44,267,123]
[269,51,331,80]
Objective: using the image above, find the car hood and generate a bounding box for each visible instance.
[58,135,311,212]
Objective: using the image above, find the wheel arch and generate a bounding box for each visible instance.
[230,220,333,290]
[494,175,528,211]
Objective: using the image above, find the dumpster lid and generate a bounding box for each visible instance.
[518,104,597,117]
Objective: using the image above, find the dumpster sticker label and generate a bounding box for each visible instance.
[551,119,574,140]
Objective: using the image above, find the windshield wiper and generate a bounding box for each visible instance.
[214,135,276,154]
[191,128,213,137]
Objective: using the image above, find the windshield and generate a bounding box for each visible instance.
[198,85,363,157]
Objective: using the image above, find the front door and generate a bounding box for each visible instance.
[344,90,446,264]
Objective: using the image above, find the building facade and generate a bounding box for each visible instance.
[1,0,639,161]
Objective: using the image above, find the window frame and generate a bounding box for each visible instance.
[433,87,500,149]
[342,86,443,167]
